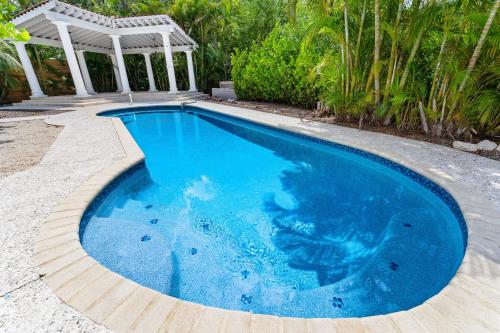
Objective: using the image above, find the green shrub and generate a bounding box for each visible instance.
[231,24,320,109]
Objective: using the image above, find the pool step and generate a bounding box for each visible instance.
[9,92,208,109]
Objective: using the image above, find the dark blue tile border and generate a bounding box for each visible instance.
[91,105,468,251]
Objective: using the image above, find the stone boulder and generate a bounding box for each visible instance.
[476,140,498,152]
[453,141,478,152]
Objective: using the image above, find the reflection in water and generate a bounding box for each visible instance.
[200,114,395,286]
[154,115,162,137]
[82,109,465,318]
[170,252,181,298]
[193,114,200,142]
[174,112,185,155]
[264,168,386,287]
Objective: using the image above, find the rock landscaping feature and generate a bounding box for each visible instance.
[476,140,498,151]
[453,141,478,152]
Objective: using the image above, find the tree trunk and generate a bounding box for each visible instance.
[383,0,403,125]
[354,0,367,68]
[399,0,436,90]
[418,101,430,135]
[450,0,499,112]
[383,0,403,100]
[427,33,447,109]
[390,55,398,85]
[344,1,350,96]
[374,0,381,105]
[352,0,367,92]
[288,0,298,23]
[341,44,345,95]
[399,28,425,90]
[358,112,365,129]
[437,80,448,137]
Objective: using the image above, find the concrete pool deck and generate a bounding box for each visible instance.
[1,101,499,332]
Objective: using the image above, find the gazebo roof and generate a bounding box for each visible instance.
[12,0,198,55]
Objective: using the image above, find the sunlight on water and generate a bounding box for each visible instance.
[81,107,465,318]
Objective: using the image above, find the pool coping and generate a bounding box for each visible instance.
[33,101,500,332]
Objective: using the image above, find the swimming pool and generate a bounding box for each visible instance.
[81,105,466,318]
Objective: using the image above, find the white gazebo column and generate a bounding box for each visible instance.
[75,50,96,94]
[51,21,89,97]
[14,42,47,98]
[185,50,197,92]
[143,53,157,92]
[109,54,123,93]
[109,35,131,94]
[159,31,178,93]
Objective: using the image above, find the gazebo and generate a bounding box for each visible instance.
[11,0,198,98]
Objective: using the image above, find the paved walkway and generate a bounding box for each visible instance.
[0,107,126,332]
[0,101,499,332]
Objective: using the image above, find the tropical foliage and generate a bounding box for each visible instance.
[0,0,30,99]
[232,23,322,108]
[1,0,499,137]
[234,0,500,137]
[1,0,29,41]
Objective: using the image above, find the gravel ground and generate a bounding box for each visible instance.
[0,121,62,179]
[0,101,498,332]
[0,110,72,119]
[0,107,126,332]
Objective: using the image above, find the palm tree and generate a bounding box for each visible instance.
[399,0,436,91]
[450,0,499,113]
[373,0,381,105]
[343,0,350,96]
[383,0,402,101]
[0,40,21,101]
[382,0,403,125]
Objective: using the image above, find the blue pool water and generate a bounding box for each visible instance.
[81,106,466,318]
